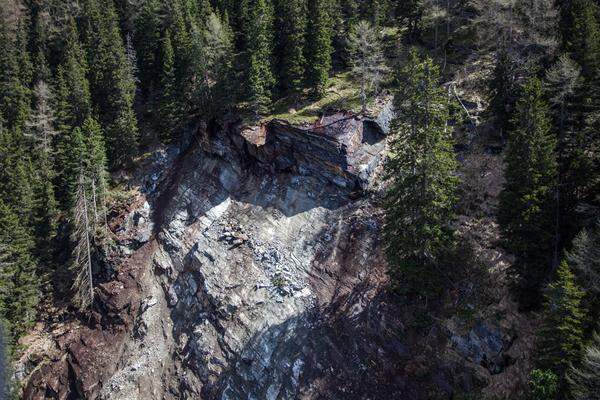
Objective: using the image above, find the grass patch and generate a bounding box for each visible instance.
[239,71,367,126]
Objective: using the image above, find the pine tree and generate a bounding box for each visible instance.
[274,0,307,96]
[158,30,178,141]
[384,50,459,293]
[81,117,109,231]
[246,0,276,114]
[567,222,600,326]
[498,77,558,307]
[305,0,333,98]
[562,0,600,80]
[544,55,587,262]
[56,126,86,210]
[536,261,585,383]
[196,12,235,116]
[83,0,138,168]
[25,81,59,253]
[0,20,31,130]
[0,200,39,342]
[0,126,35,226]
[347,20,387,112]
[134,0,162,98]
[54,17,92,131]
[567,331,600,400]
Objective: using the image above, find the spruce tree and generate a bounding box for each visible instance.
[0,200,39,342]
[56,126,86,210]
[246,0,276,114]
[563,0,600,80]
[305,0,333,98]
[196,12,235,116]
[0,126,35,226]
[83,0,138,168]
[81,117,109,231]
[498,77,558,307]
[54,18,92,131]
[567,222,600,327]
[536,261,585,384]
[134,0,162,98]
[567,330,600,400]
[158,30,178,141]
[0,20,31,130]
[274,0,307,96]
[384,50,459,293]
[26,81,59,254]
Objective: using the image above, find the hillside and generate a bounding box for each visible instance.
[1,0,600,399]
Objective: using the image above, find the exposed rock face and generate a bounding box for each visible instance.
[18,112,533,399]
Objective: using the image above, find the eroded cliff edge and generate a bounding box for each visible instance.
[18,107,534,400]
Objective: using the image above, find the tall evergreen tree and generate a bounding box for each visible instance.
[567,221,600,327]
[498,77,558,307]
[134,0,162,99]
[54,18,92,131]
[0,20,31,130]
[25,81,59,254]
[536,260,585,385]
[195,11,235,117]
[384,50,459,293]
[0,200,39,342]
[274,0,307,96]
[158,30,179,141]
[0,126,35,226]
[81,117,109,231]
[246,0,275,114]
[56,125,86,210]
[83,0,138,168]
[305,0,333,98]
[567,330,600,400]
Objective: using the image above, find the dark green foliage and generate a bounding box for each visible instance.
[274,0,307,96]
[305,0,333,98]
[488,48,520,139]
[526,369,559,400]
[0,20,31,130]
[134,0,162,99]
[54,18,92,131]
[544,55,592,246]
[384,50,459,294]
[0,127,34,225]
[158,30,179,140]
[246,0,275,114]
[0,200,39,343]
[396,0,424,41]
[536,261,585,383]
[56,125,86,210]
[498,77,557,306]
[82,0,138,168]
[195,12,235,117]
[562,0,600,80]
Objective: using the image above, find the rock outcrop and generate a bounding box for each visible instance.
[17,110,533,399]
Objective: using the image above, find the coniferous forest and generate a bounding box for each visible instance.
[0,0,599,399]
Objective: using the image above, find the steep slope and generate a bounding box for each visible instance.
[18,105,534,399]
